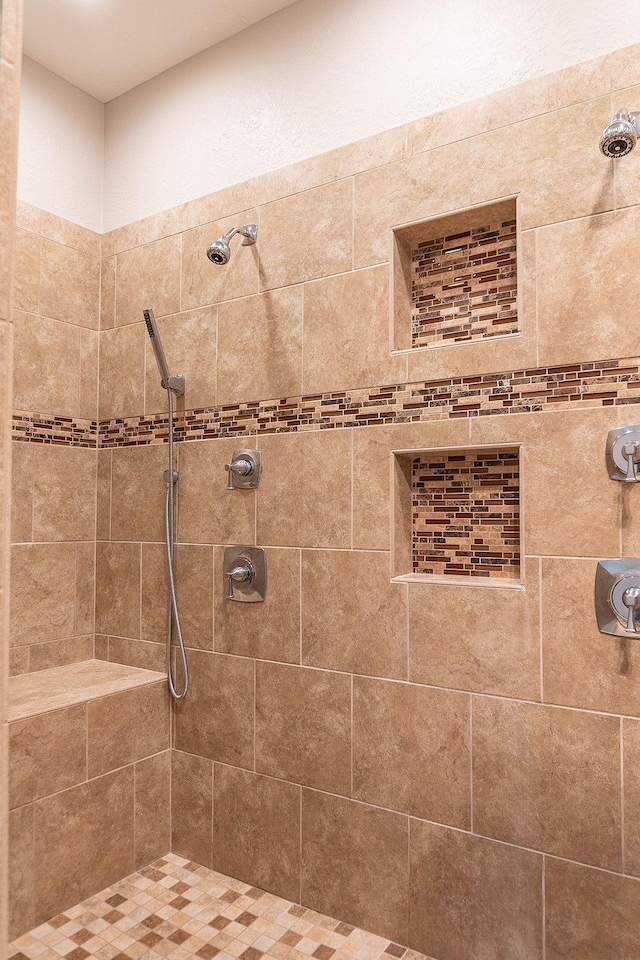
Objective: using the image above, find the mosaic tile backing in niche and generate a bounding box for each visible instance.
[412,448,520,579]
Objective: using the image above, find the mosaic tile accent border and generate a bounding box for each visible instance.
[411,218,517,348]
[11,357,640,449]
[9,854,426,960]
[412,448,520,578]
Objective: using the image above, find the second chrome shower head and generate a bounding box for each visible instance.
[207,223,258,265]
[600,108,640,158]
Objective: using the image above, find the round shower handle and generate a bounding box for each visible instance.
[225,457,255,489]
[226,560,255,599]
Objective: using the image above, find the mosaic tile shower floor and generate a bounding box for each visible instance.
[9,855,431,960]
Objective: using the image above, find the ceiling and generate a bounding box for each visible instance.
[22,0,301,102]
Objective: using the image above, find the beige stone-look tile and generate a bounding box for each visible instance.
[473,697,622,870]
[100,256,116,330]
[13,311,80,417]
[303,266,405,394]
[88,682,170,777]
[171,750,213,867]
[537,208,640,365]
[9,647,29,676]
[260,180,353,290]
[257,430,351,548]
[116,235,181,326]
[353,678,470,826]
[110,445,167,542]
[174,650,254,767]
[10,542,77,645]
[28,635,94,673]
[469,97,614,229]
[545,858,640,960]
[9,803,34,939]
[217,286,303,405]
[9,703,87,808]
[96,448,112,541]
[31,444,96,542]
[15,200,41,234]
[182,211,260,310]
[134,751,170,869]
[40,211,101,258]
[75,540,96,636]
[33,767,135,926]
[107,636,165,673]
[353,142,471,268]
[39,239,100,329]
[541,557,640,716]
[145,306,217,414]
[302,549,407,679]
[11,440,32,543]
[409,819,543,960]
[99,323,145,420]
[214,545,299,663]
[213,764,301,901]
[255,661,351,795]
[409,558,540,700]
[624,720,640,876]
[470,408,620,558]
[79,326,99,420]
[12,228,40,313]
[177,438,256,545]
[95,541,141,639]
[142,542,213,649]
[610,85,640,210]
[302,790,409,943]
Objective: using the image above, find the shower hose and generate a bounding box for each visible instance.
[165,385,189,700]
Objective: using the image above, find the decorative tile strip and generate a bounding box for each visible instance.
[11,412,98,447]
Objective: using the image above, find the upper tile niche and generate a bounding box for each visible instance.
[391,197,519,353]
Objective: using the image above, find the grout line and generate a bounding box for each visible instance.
[542,855,546,960]
[621,716,626,874]
[298,548,303,666]
[469,695,474,834]
[350,673,354,798]
[539,557,544,703]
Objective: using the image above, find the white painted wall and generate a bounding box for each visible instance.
[18,0,640,232]
[18,57,104,231]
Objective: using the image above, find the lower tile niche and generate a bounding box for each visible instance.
[393,446,521,582]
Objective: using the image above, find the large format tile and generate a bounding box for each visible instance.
[110,445,167,542]
[99,323,145,420]
[31,444,96,542]
[177,438,256,545]
[95,541,141,639]
[116,235,181,326]
[181,211,260,310]
[171,750,213,867]
[134,751,170,869]
[9,804,34,939]
[142,542,214,649]
[624,719,640,877]
[10,542,77,645]
[13,311,80,418]
[39,239,100,329]
[144,306,217,414]
[473,698,622,870]
[9,704,87,808]
[88,682,169,777]
[255,661,351,795]
[12,228,39,314]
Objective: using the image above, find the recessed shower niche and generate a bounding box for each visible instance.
[391,197,519,352]
[391,445,522,583]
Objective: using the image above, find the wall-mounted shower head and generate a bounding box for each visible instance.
[207,223,258,265]
[600,109,640,158]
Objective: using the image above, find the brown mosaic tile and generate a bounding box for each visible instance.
[384,945,406,958]
[209,917,231,930]
[288,906,307,918]
[105,896,126,908]
[237,912,259,927]
[141,915,163,929]
[49,914,71,928]
[139,932,163,947]
[169,896,190,910]
[103,911,124,924]
[241,949,264,960]
[71,930,94,945]
[334,923,354,937]
[66,949,90,960]
[312,946,335,960]
[280,931,303,947]
[197,947,220,960]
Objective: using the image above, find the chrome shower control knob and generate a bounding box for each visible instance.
[225,559,257,600]
[623,587,640,633]
[623,441,640,482]
[224,450,262,490]
[606,426,640,482]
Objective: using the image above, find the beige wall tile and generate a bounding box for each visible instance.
[100,256,116,330]
[107,636,165,672]
[257,430,351,548]
[12,228,40,314]
[182,212,260,311]
[409,558,541,700]
[99,323,145,420]
[9,648,29,677]
[473,698,622,870]
[545,858,640,960]
[11,441,32,543]
[303,266,406,394]
[31,445,96,542]
[116,236,181,326]
[255,661,351,795]
[110,444,167,542]
[15,201,41,234]
[302,549,407,679]
[134,751,170,869]
[75,540,96,636]
[610,85,640,210]
[542,558,640,716]
[301,790,409,943]
[39,239,100,329]
[171,750,213,867]
[28,635,94,673]
[10,542,76,645]
[217,287,302,405]
[145,306,217,414]
[96,448,112,541]
[88,682,169,777]
[9,704,87,808]
[13,311,80,418]
[142,542,213,649]
[260,181,353,290]
[409,820,543,960]
[353,678,470,826]
[213,764,300,902]
[470,408,620,558]
[40,211,100,258]
[174,650,254,767]
[624,719,640,876]
[214,545,299,663]
[353,142,471,268]
[78,327,99,421]
[33,768,135,926]
[9,804,34,939]
[95,541,141,639]
[178,438,256,545]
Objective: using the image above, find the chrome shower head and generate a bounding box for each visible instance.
[207,223,257,265]
[600,109,640,158]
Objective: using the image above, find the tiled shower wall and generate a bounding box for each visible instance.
[10,39,640,960]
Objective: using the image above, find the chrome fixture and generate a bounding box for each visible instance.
[600,109,640,158]
[223,546,267,602]
[225,449,261,490]
[596,559,640,637]
[143,308,188,701]
[606,425,640,482]
[207,224,258,265]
